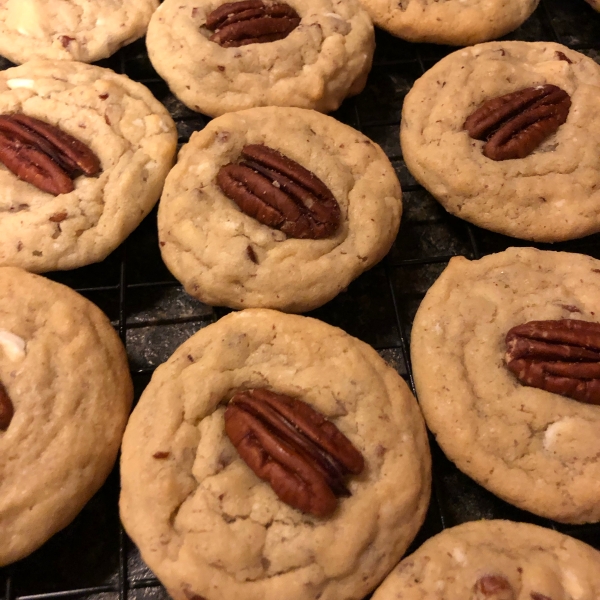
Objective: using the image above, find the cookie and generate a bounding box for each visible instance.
[371,520,600,600]
[120,308,431,600]
[0,0,158,64]
[0,60,177,273]
[145,0,374,117]
[411,247,600,524]
[0,267,132,566]
[358,0,539,45]
[157,107,402,312]
[400,42,600,242]
[586,0,600,10]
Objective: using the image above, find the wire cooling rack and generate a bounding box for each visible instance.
[1,1,600,598]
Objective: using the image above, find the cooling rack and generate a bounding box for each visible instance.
[1,1,600,598]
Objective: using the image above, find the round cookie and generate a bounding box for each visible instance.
[400,42,600,242]
[146,0,374,117]
[0,0,158,64]
[359,0,539,45]
[411,247,600,524]
[157,107,402,312]
[120,309,431,600]
[371,520,600,600]
[0,60,177,273]
[0,267,133,566]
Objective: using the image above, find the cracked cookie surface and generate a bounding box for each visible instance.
[0,60,177,272]
[411,247,600,523]
[146,0,374,117]
[120,309,431,600]
[358,0,539,45]
[157,107,402,312]
[0,0,158,64]
[401,42,600,242]
[371,520,600,600]
[0,267,132,566]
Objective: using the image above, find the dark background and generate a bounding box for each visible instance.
[1,1,600,599]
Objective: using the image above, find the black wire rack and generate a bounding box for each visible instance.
[1,1,600,598]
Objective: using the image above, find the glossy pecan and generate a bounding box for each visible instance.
[217,144,340,239]
[0,113,101,195]
[0,381,14,431]
[464,85,571,160]
[505,319,600,405]
[224,388,364,517]
[474,575,515,600]
[206,0,300,47]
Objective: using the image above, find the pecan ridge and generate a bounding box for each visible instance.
[505,319,600,405]
[0,381,14,431]
[206,0,300,48]
[464,85,571,160]
[224,388,364,517]
[217,144,340,239]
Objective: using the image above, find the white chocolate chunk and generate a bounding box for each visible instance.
[0,329,26,361]
[6,79,35,90]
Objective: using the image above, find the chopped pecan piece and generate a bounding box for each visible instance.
[0,113,101,195]
[474,574,515,600]
[505,319,600,405]
[217,144,340,239]
[464,85,571,160]
[206,0,300,47]
[224,388,364,517]
[0,381,14,431]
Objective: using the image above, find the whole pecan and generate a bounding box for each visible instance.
[505,319,600,405]
[0,381,14,431]
[464,85,571,160]
[0,113,101,195]
[206,0,300,48]
[217,144,340,239]
[474,575,515,600]
[224,388,364,517]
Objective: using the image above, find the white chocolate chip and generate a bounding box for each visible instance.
[544,417,600,460]
[451,546,467,564]
[7,78,35,90]
[0,330,26,361]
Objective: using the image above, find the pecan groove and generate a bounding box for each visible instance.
[217,144,340,239]
[206,0,300,47]
[224,388,364,517]
[505,319,600,404]
[0,381,14,431]
[464,85,571,160]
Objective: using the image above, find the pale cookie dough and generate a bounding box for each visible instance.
[359,0,539,45]
[120,309,431,600]
[0,60,177,272]
[411,247,600,524]
[0,267,133,566]
[0,0,158,64]
[401,42,600,242]
[146,0,374,117]
[372,520,600,600]
[158,107,402,312]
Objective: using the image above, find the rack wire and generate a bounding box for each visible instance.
[1,1,599,598]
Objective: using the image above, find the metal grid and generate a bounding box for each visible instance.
[1,0,600,597]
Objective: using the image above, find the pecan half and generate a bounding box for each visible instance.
[505,319,600,405]
[0,114,101,195]
[474,575,515,600]
[0,381,14,431]
[217,144,340,239]
[464,85,571,160]
[224,388,364,517]
[206,0,300,47]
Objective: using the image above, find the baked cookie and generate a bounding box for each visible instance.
[359,0,539,45]
[0,60,177,272]
[585,0,600,10]
[401,42,600,242]
[157,107,402,312]
[0,0,158,64]
[120,309,431,600]
[411,247,600,524]
[146,0,374,117]
[0,267,132,566]
[371,520,600,600]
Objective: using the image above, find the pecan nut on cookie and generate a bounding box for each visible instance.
[0,267,132,566]
[146,0,374,117]
[358,0,539,45]
[120,309,431,600]
[401,42,600,242]
[371,520,600,600]
[157,107,402,312]
[411,247,600,523]
[0,60,177,272]
[0,0,159,64]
